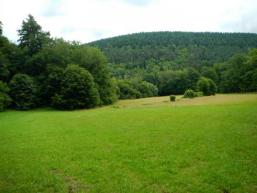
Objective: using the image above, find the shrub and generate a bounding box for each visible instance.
[184,89,196,98]
[98,78,119,105]
[195,91,203,97]
[51,64,100,110]
[71,46,118,105]
[170,95,176,101]
[118,80,159,99]
[117,80,141,99]
[133,80,158,98]
[197,77,217,96]
[41,66,64,104]
[197,77,210,96]
[9,74,37,110]
[208,79,217,95]
[0,81,11,111]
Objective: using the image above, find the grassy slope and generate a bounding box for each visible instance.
[0,94,257,193]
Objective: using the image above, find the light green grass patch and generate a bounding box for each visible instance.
[0,94,257,193]
[113,93,257,108]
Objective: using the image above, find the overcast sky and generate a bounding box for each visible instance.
[1,0,257,43]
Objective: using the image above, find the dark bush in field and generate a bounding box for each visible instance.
[9,74,37,110]
[170,95,176,101]
[51,64,100,110]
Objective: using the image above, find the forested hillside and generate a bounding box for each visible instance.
[89,32,257,76]
[88,32,257,98]
[0,15,118,111]
[90,32,257,65]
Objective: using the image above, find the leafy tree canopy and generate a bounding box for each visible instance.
[9,73,37,110]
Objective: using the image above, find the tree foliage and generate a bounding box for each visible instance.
[117,79,158,99]
[0,81,11,111]
[18,15,50,56]
[217,49,257,93]
[71,46,118,105]
[184,89,196,98]
[0,21,2,35]
[51,64,100,110]
[0,15,119,111]
[90,31,257,72]
[156,68,200,95]
[197,77,217,96]
[0,52,10,81]
[201,66,218,83]
[9,74,37,110]
[117,80,141,99]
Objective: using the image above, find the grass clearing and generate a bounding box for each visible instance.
[114,93,257,108]
[0,94,257,193]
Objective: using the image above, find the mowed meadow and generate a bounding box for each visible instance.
[1,94,257,193]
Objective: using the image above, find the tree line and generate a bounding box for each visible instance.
[1,16,257,111]
[89,31,257,70]
[109,48,257,100]
[0,15,119,111]
[89,31,257,98]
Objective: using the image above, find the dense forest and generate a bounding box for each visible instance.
[89,32,257,98]
[0,15,118,111]
[89,32,257,77]
[0,16,257,111]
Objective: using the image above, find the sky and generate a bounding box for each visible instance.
[1,0,257,43]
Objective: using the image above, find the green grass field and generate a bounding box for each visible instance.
[1,94,257,193]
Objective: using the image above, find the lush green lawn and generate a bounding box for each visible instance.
[1,94,257,193]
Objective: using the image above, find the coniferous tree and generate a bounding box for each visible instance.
[18,15,50,56]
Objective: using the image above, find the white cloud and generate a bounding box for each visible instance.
[0,0,257,43]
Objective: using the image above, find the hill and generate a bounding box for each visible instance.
[88,32,257,96]
[89,31,257,69]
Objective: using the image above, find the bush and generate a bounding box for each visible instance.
[195,91,203,97]
[41,66,64,104]
[133,80,158,98]
[184,89,196,98]
[98,77,119,105]
[208,79,217,95]
[71,46,118,105]
[9,74,37,110]
[117,80,141,99]
[170,95,176,102]
[51,64,100,110]
[118,80,159,99]
[0,81,11,111]
[197,77,217,96]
